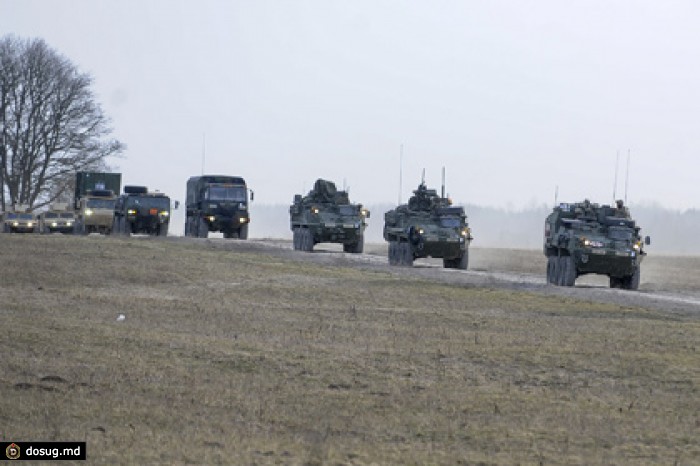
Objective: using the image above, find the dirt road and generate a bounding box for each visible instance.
[173,237,700,316]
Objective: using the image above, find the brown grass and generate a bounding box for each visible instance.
[0,235,698,464]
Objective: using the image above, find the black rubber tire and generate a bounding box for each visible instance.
[561,256,576,287]
[546,256,556,284]
[621,267,640,290]
[239,224,248,240]
[457,249,469,270]
[197,217,208,239]
[158,223,168,237]
[388,241,397,266]
[292,229,299,250]
[556,256,567,286]
[400,242,414,267]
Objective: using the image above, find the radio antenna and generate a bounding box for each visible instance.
[441,166,445,198]
[554,185,558,206]
[201,132,206,175]
[398,144,403,205]
[613,150,619,202]
[421,168,425,184]
[624,149,630,204]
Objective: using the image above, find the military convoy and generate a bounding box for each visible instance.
[185,175,251,239]
[289,179,369,253]
[544,200,650,289]
[112,186,172,236]
[384,182,473,269]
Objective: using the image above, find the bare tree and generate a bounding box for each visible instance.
[0,35,124,211]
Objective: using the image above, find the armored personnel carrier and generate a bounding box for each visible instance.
[112,186,172,237]
[383,182,472,268]
[289,179,369,253]
[544,200,650,289]
[38,203,74,234]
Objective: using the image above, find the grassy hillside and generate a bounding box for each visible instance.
[0,235,698,464]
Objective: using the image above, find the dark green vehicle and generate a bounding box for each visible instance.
[185,175,251,239]
[112,186,172,237]
[383,182,472,268]
[290,179,369,253]
[544,200,650,289]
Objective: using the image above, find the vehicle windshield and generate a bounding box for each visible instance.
[44,213,58,219]
[127,196,170,210]
[608,228,634,241]
[439,217,462,228]
[206,186,246,202]
[338,205,357,216]
[60,213,74,219]
[5,213,17,219]
[87,198,116,209]
[18,213,33,220]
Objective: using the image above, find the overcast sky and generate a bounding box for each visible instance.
[3,0,700,212]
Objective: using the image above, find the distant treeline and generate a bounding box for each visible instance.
[247,203,700,255]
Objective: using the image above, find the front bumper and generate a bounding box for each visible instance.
[575,248,642,277]
[415,236,467,260]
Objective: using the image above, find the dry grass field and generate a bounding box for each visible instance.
[1,235,699,464]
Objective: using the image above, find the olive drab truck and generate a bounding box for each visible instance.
[185,175,252,239]
[383,181,473,268]
[1,205,36,233]
[112,186,172,236]
[290,179,369,253]
[543,200,650,289]
[73,171,122,235]
[37,203,75,234]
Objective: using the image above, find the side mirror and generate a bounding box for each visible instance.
[173,200,180,210]
[645,236,651,245]
[249,190,255,202]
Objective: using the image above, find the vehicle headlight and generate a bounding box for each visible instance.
[361,209,368,217]
[12,221,18,226]
[67,222,72,226]
[127,209,137,215]
[85,209,94,216]
[208,216,216,222]
[240,217,248,223]
[632,242,641,250]
[51,222,58,227]
[27,222,33,227]
[416,227,424,235]
[160,211,169,216]
[311,207,319,214]
[461,227,470,237]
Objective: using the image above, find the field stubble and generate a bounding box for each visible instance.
[0,235,698,464]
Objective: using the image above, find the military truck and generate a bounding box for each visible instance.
[1,205,36,233]
[73,171,122,235]
[543,200,650,289]
[37,203,75,234]
[384,182,472,268]
[185,175,252,239]
[112,186,172,236]
[289,179,369,253]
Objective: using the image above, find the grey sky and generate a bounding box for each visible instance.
[3,0,700,211]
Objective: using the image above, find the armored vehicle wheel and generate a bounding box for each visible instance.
[621,267,640,290]
[239,224,248,240]
[546,256,556,284]
[292,229,299,250]
[561,256,576,287]
[305,229,315,252]
[184,218,191,237]
[344,235,364,254]
[457,249,469,270]
[197,217,208,239]
[609,276,622,288]
[158,223,168,237]
[399,241,413,267]
[388,241,397,265]
[556,256,568,286]
[2,223,8,233]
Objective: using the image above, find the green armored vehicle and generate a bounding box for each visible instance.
[112,186,172,236]
[1,205,36,233]
[384,182,473,268]
[544,200,650,289]
[290,179,369,253]
[185,175,252,239]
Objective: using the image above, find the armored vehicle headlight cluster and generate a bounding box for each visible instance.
[461,227,470,237]
[416,227,424,235]
[581,237,604,248]
[51,222,58,227]
[85,209,94,216]
[127,209,137,215]
[27,222,33,227]
[633,241,641,250]
[239,217,248,223]
[208,216,216,222]
[361,209,368,217]
[160,211,169,216]
[311,207,319,214]
[12,221,19,226]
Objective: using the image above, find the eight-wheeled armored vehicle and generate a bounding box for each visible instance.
[290,179,369,253]
[112,186,172,236]
[185,175,252,239]
[384,182,472,268]
[544,200,650,289]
